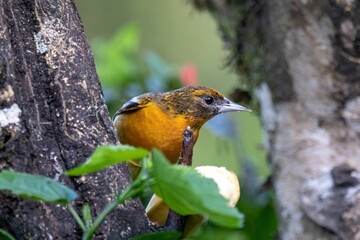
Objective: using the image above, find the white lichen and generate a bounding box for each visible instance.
[34,31,48,54]
[0,104,21,128]
[255,82,276,132]
[50,151,63,181]
[255,82,277,151]
[34,17,62,57]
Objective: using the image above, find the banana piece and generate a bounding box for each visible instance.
[145,166,240,234]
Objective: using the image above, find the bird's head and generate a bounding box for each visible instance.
[159,86,251,128]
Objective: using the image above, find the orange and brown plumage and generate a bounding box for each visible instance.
[113,86,251,166]
[113,86,249,228]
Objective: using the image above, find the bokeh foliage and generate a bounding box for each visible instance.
[93,24,181,115]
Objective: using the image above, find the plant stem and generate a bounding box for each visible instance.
[82,179,143,240]
[68,204,87,232]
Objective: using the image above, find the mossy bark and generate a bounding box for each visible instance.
[191,0,360,239]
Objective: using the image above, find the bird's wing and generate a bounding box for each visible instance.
[112,94,150,120]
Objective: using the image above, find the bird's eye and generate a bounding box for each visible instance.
[203,96,215,105]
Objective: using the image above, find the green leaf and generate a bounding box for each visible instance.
[93,23,140,87]
[132,231,181,240]
[150,150,244,229]
[66,145,148,176]
[82,203,92,228]
[188,222,244,240]
[0,171,77,204]
[0,229,16,240]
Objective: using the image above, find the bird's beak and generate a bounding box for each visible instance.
[218,98,252,113]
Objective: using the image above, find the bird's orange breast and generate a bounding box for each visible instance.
[114,102,199,163]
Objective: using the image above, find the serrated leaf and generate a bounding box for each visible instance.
[150,150,244,228]
[0,229,16,240]
[132,231,181,240]
[0,171,77,204]
[66,145,148,176]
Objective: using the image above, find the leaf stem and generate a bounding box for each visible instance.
[68,204,87,232]
[82,176,146,240]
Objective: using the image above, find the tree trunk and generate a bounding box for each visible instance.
[264,1,360,239]
[0,0,151,239]
[191,0,360,239]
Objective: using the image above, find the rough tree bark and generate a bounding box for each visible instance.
[191,0,360,239]
[0,0,152,239]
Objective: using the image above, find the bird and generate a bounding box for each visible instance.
[113,85,249,231]
[113,86,251,176]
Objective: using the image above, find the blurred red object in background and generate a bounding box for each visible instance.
[180,63,198,86]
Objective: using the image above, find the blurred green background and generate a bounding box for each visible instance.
[75,1,277,239]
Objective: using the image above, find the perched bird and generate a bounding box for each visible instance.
[113,86,250,166]
[113,86,249,229]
